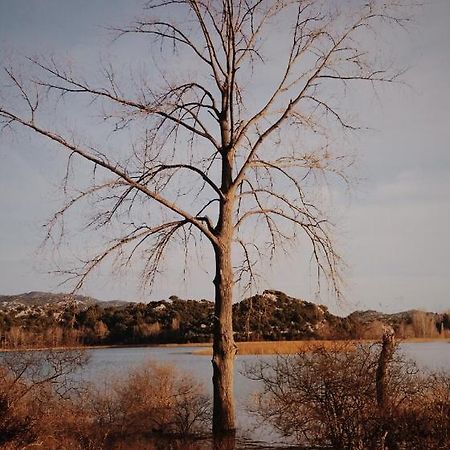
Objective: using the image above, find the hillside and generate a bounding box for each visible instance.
[1,292,90,312]
[0,291,128,309]
[0,290,448,349]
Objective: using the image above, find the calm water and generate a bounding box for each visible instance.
[80,341,450,448]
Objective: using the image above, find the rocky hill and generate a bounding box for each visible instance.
[0,290,448,349]
[0,291,128,309]
[0,292,96,309]
[233,290,347,340]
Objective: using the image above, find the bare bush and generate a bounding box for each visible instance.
[46,362,211,449]
[96,362,211,439]
[0,352,211,449]
[55,363,211,450]
[245,343,450,450]
[0,349,88,449]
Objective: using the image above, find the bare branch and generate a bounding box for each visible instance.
[28,57,220,148]
[0,109,217,244]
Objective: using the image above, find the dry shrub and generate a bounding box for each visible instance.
[0,349,88,449]
[0,368,38,448]
[246,342,450,450]
[46,361,211,449]
[86,361,211,443]
[0,352,210,449]
[384,371,450,449]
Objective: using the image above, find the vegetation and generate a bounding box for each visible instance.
[194,340,360,356]
[245,342,450,450]
[0,351,210,449]
[1,337,448,449]
[1,291,449,350]
[0,349,88,448]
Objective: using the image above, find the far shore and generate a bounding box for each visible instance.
[193,337,450,356]
[0,342,211,353]
[1,337,448,355]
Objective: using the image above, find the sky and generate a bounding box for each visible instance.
[0,0,449,315]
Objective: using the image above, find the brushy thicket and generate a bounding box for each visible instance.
[1,343,449,449]
[0,350,210,449]
[245,342,450,450]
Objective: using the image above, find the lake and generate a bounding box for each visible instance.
[81,341,450,448]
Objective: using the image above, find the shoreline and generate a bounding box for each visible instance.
[0,342,212,353]
[1,337,448,355]
[193,337,450,356]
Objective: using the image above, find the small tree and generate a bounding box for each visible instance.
[0,0,408,436]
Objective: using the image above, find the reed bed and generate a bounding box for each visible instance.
[193,340,363,356]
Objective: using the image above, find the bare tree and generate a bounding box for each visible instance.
[0,0,408,436]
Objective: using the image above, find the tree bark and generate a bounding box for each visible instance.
[212,147,236,436]
[212,234,237,436]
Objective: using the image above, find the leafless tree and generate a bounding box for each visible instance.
[0,0,409,436]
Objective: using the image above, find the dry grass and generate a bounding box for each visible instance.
[193,340,359,356]
[192,338,450,356]
[396,337,450,343]
[4,338,447,354]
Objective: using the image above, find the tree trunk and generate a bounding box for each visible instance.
[212,237,237,437]
[376,327,395,450]
[376,327,395,409]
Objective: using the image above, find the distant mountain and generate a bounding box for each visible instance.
[0,291,130,309]
[0,291,97,307]
[0,289,448,349]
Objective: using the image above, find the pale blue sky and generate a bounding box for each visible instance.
[0,1,449,314]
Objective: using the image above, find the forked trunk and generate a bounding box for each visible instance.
[212,238,236,437]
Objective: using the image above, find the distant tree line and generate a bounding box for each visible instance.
[1,291,449,349]
[0,297,214,349]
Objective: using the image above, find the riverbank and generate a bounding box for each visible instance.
[2,337,448,355]
[0,342,211,353]
[193,337,450,355]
